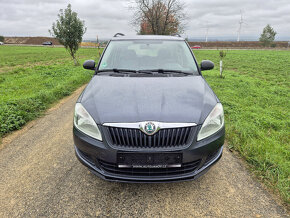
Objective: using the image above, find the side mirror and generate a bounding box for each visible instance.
[83,60,96,70]
[200,60,214,71]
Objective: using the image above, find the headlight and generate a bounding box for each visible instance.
[197,103,224,141]
[74,103,102,141]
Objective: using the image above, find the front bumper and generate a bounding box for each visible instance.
[73,126,225,183]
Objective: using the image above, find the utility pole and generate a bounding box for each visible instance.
[237,10,244,42]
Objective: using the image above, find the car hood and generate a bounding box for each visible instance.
[80,75,218,125]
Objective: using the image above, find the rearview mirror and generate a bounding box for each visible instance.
[83,60,96,70]
[200,60,214,71]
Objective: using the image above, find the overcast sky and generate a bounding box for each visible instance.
[0,0,289,41]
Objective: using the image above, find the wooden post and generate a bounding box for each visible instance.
[219,50,226,78]
[97,35,100,58]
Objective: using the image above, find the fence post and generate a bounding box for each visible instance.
[220,60,223,77]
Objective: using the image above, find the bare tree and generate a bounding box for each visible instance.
[131,0,186,35]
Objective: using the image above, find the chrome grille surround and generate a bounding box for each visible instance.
[103,122,197,150]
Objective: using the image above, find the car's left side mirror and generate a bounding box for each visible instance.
[83,60,96,70]
[200,60,214,71]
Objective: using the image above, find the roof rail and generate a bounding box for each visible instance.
[114,33,125,37]
[171,34,181,37]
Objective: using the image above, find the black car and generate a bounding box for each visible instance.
[42,41,52,45]
[73,34,225,182]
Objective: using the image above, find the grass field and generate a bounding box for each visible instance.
[0,46,101,139]
[0,46,289,204]
[194,50,290,204]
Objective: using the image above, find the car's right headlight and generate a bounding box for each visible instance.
[74,103,102,141]
[197,103,224,141]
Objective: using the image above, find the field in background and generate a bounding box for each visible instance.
[4,37,61,45]
[80,42,99,47]
[4,36,290,49]
[188,41,289,49]
[0,46,289,204]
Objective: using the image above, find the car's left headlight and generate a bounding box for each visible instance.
[197,103,224,141]
[74,103,102,141]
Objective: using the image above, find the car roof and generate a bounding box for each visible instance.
[111,35,184,41]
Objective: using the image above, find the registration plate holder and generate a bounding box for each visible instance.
[117,152,182,168]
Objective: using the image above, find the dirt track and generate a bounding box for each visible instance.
[0,86,288,217]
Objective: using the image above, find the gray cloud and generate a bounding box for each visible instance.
[0,0,289,40]
[186,0,290,40]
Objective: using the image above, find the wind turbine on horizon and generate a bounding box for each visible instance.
[237,10,247,42]
[205,22,209,42]
[202,21,210,42]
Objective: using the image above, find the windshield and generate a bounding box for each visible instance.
[98,40,198,74]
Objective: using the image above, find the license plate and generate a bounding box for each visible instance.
[117,153,182,168]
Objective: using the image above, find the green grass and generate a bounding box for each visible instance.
[0,46,289,204]
[0,46,100,68]
[193,50,290,204]
[0,46,102,138]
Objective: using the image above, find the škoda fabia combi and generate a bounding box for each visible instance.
[73,34,225,182]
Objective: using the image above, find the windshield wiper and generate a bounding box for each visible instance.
[97,69,138,74]
[139,69,193,75]
[97,69,193,76]
[97,69,165,75]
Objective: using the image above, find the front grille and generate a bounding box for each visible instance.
[98,159,201,177]
[105,126,194,149]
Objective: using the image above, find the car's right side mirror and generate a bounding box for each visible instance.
[83,60,96,70]
[200,60,214,71]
